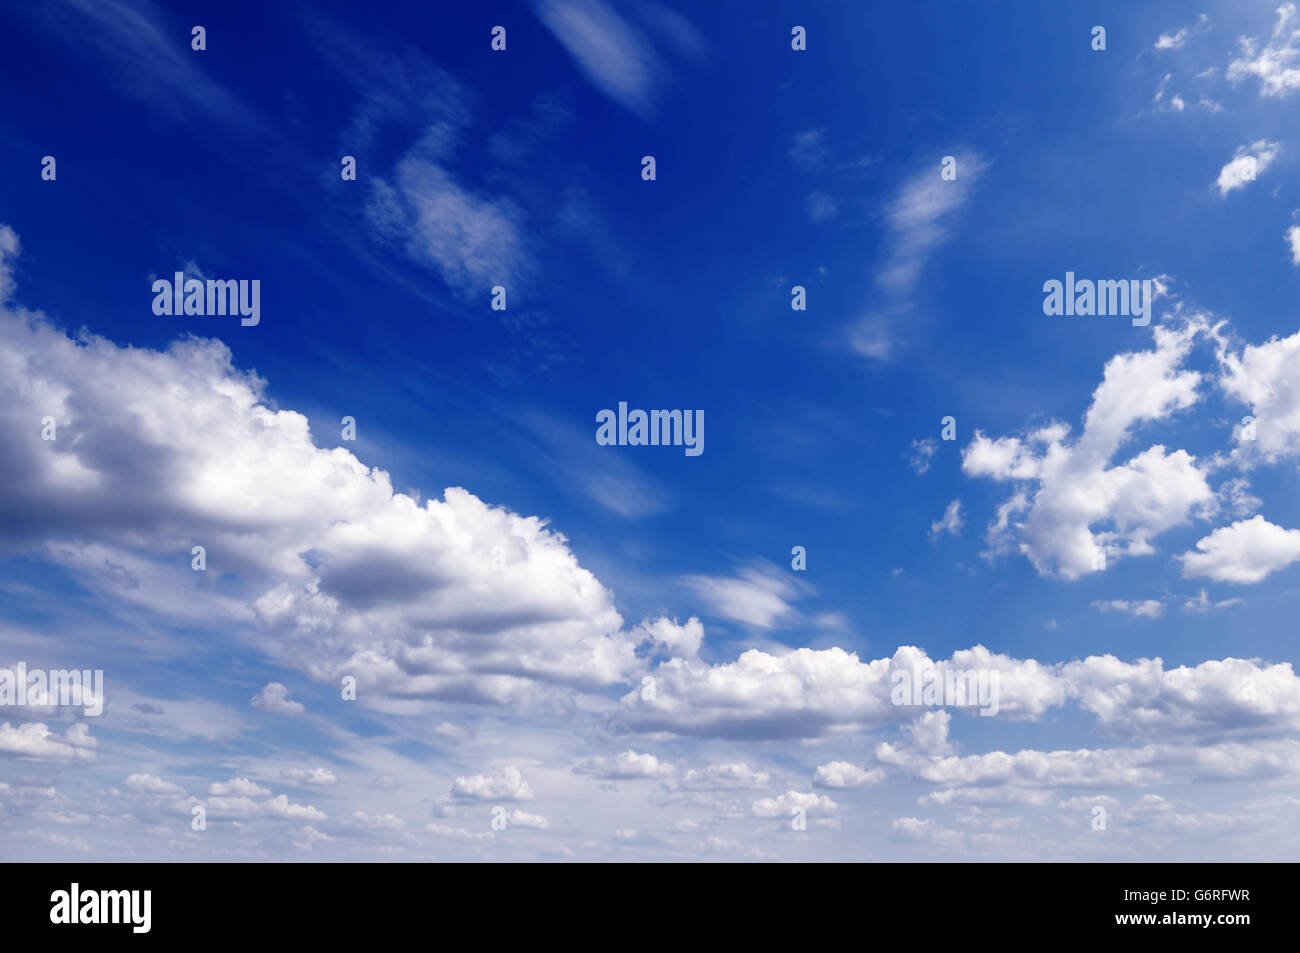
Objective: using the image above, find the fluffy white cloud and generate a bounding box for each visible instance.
[1180,516,1300,583]
[0,723,96,763]
[752,790,837,818]
[618,644,1067,739]
[209,777,271,797]
[0,233,641,711]
[1216,140,1279,196]
[813,761,884,789]
[282,767,337,786]
[1219,326,1300,463]
[964,321,1212,578]
[635,617,703,659]
[1288,224,1300,264]
[251,683,304,717]
[574,749,673,779]
[450,765,534,801]
[667,762,771,790]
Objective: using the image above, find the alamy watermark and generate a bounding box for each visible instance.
[596,402,703,456]
[890,665,1000,716]
[0,662,103,716]
[1042,273,1154,327]
[152,270,260,326]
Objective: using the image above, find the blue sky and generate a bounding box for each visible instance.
[2,0,1300,860]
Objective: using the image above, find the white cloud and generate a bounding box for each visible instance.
[124,773,184,797]
[0,723,96,763]
[209,777,271,797]
[1180,516,1300,583]
[282,767,338,786]
[680,564,801,630]
[251,683,305,717]
[1216,140,1279,196]
[1228,4,1300,97]
[668,762,772,790]
[635,616,703,659]
[813,761,884,789]
[929,499,964,538]
[505,808,549,829]
[752,790,837,818]
[964,321,1212,579]
[574,749,673,779]
[451,765,534,801]
[876,153,985,295]
[1288,224,1300,264]
[619,644,1066,739]
[0,230,640,712]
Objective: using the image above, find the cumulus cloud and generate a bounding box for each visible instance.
[0,723,96,763]
[635,616,704,659]
[574,749,673,779]
[0,230,641,712]
[1219,325,1300,463]
[282,767,337,786]
[752,790,837,818]
[618,644,1066,739]
[1180,516,1300,583]
[813,761,885,789]
[964,320,1212,579]
[251,683,305,717]
[1216,140,1279,196]
[450,765,534,801]
[209,777,271,797]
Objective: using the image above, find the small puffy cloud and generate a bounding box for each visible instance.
[209,777,271,797]
[813,761,885,789]
[636,616,703,659]
[260,794,326,821]
[574,749,673,779]
[752,790,837,818]
[1287,224,1300,265]
[450,765,534,801]
[282,767,337,786]
[505,808,549,829]
[1216,141,1279,196]
[1180,516,1300,583]
[251,683,305,717]
[670,762,771,790]
[124,773,186,797]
